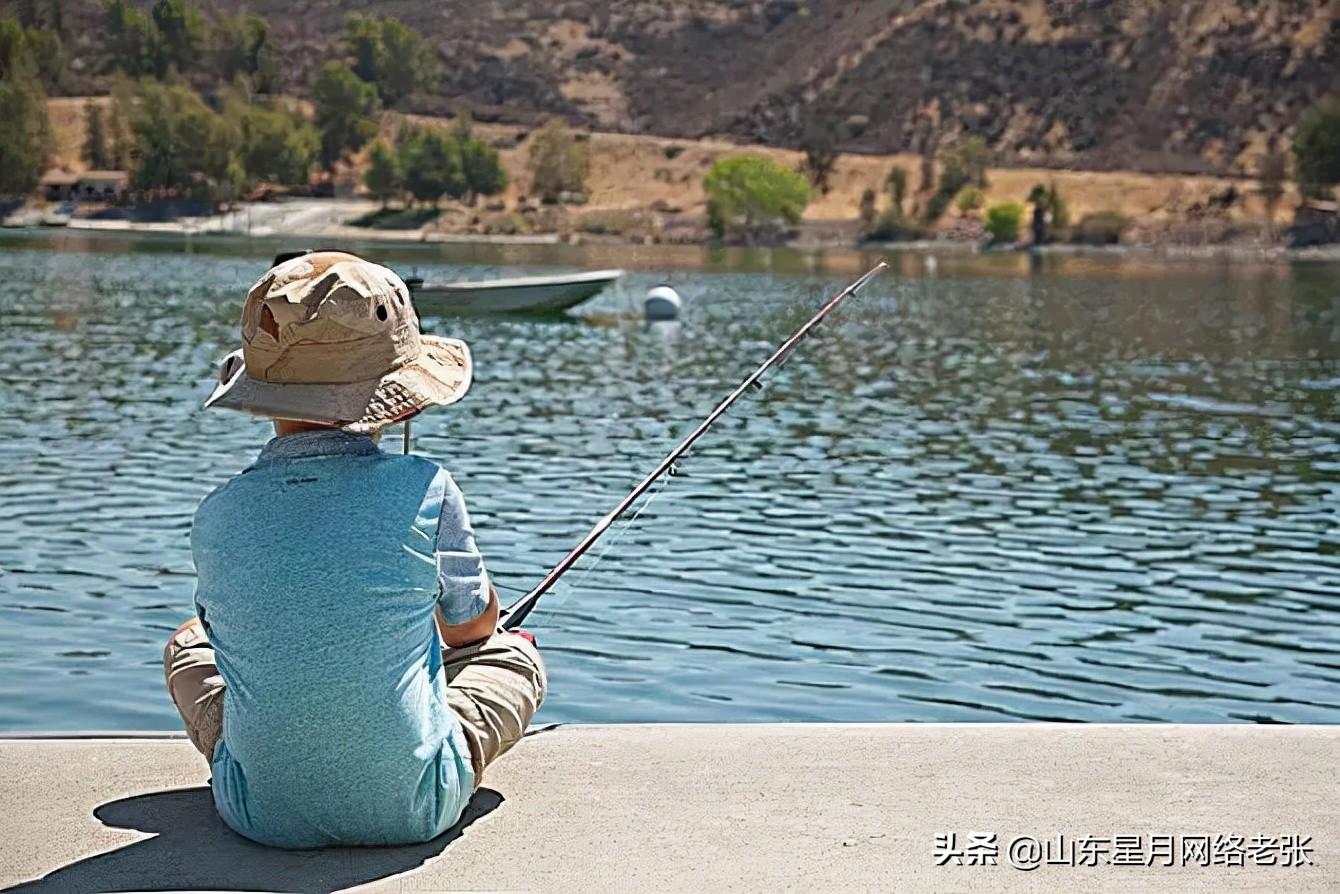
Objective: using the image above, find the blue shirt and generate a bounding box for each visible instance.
[190,430,490,848]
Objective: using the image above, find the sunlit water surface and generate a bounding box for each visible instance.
[1,234,1338,728]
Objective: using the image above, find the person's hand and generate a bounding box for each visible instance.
[512,629,537,647]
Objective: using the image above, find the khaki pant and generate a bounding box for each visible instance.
[163,618,546,781]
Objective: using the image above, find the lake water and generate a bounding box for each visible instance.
[1,232,1338,729]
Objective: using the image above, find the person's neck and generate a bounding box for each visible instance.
[273,419,340,438]
[270,420,382,445]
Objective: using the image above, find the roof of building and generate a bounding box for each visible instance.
[39,171,80,186]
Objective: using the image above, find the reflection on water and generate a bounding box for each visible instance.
[0,236,1337,728]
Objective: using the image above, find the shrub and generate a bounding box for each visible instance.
[1292,97,1340,200]
[349,206,439,229]
[984,202,1023,244]
[956,186,984,213]
[576,209,651,237]
[858,187,877,224]
[886,165,908,216]
[1072,211,1131,245]
[863,208,925,242]
[925,136,992,223]
[703,155,810,241]
[527,118,589,203]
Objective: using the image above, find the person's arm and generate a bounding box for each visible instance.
[436,584,499,646]
[432,470,497,647]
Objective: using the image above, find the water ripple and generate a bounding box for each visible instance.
[0,241,1337,727]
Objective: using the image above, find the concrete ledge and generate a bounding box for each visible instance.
[1,725,1337,892]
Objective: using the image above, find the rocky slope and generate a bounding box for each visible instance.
[32,0,1340,175]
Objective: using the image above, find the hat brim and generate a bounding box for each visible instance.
[204,336,472,432]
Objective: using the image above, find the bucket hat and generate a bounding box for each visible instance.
[204,251,471,432]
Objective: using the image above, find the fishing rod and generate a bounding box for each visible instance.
[501,260,888,630]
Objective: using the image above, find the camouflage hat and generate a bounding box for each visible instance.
[204,251,471,431]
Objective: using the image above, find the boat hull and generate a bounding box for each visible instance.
[411,269,623,315]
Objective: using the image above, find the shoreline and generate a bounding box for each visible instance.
[37,100,1320,269]
[5,210,1339,274]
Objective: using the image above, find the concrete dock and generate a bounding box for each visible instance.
[1,724,1336,892]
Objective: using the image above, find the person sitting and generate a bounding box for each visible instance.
[163,250,545,848]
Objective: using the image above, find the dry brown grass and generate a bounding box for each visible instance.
[47,98,1301,231]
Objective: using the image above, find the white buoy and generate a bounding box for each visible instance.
[644,284,682,321]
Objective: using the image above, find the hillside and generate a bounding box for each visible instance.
[31,0,1340,176]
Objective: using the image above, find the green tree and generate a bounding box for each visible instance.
[237,101,318,187]
[376,17,439,106]
[1,14,62,88]
[364,138,401,206]
[924,136,993,223]
[0,14,30,77]
[886,165,908,217]
[214,11,276,88]
[703,155,811,241]
[526,117,589,202]
[398,126,464,206]
[1258,148,1288,236]
[798,122,838,194]
[341,14,439,106]
[102,1,158,76]
[984,202,1023,244]
[19,25,61,88]
[312,61,380,169]
[1292,98,1340,200]
[84,101,112,169]
[0,70,51,195]
[343,13,381,84]
[126,80,230,194]
[1026,182,1068,243]
[216,152,248,207]
[459,133,506,203]
[107,75,136,168]
[16,0,39,28]
[46,0,63,37]
[858,187,877,225]
[0,13,53,195]
[941,135,991,191]
[150,0,205,76]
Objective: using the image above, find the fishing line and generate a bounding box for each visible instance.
[551,471,675,605]
[502,261,888,630]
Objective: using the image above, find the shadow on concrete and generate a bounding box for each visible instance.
[5,785,503,894]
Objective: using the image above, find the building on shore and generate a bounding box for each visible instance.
[40,170,130,203]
